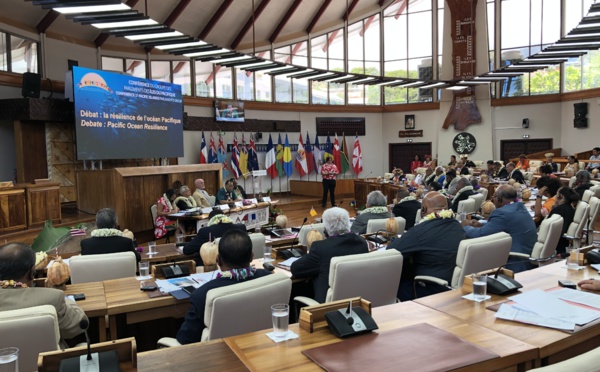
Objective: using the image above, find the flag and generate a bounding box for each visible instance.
[333,133,342,171]
[239,133,249,177]
[313,136,323,174]
[295,133,308,177]
[266,134,278,178]
[283,134,293,177]
[352,134,363,175]
[310,207,317,217]
[276,133,285,177]
[199,132,207,164]
[208,132,218,163]
[340,133,351,174]
[305,133,315,175]
[324,134,333,163]
[249,135,259,171]
[218,133,229,179]
[231,133,241,179]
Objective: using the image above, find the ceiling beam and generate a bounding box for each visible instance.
[343,0,360,22]
[230,0,271,50]
[198,0,234,40]
[94,0,139,48]
[269,0,303,44]
[36,10,60,33]
[359,14,375,37]
[146,0,191,52]
[306,0,332,34]
[395,0,407,20]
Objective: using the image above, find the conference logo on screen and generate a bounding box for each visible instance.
[77,72,113,93]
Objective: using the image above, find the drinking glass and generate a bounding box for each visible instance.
[271,304,289,337]
[0,347,18,372]
[263,246,272,263]
[472,274,488,301]
[138,261,150,279]
[567,247,579,269]
[176,234,185,244]
[148,241,157,255]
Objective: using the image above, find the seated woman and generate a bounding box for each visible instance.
[516,154,529,170]
[564,156,579,177]
[81,208,141,262]
[410,155,423,173]
[154,189,181,239]
[548,187,580,254]
[538,164,555,178]
[174,185,198,211]
[351,190,390,234]
[447,155,457,167]
[534,176,562,220]
[423,154,433,168]
[573,170,593,199]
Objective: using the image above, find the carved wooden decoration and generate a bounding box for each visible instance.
[443,0,482,131]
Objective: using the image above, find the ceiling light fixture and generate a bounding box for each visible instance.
[155,41,207,50]
[92,19,158,29]
[184,48,231,57]
[125,31,183,41]
[54,4,130,14]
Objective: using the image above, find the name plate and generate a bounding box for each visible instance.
[251,198,258,204]
[263,196,271,202]
[201,207,212,214]
[234,201,243,207]
[252,170,267,177]
[219,204,230,211]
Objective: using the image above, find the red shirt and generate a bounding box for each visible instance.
[410,161,423,173]
[322,163,339,180]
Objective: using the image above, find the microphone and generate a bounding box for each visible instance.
[493,252,567,279]
[345,299,354,326]
[290,217,308,248]
[81,318,91,360]
[364,171,373,179]
[336,200,344,207]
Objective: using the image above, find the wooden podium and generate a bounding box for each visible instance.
[76,164,222,233]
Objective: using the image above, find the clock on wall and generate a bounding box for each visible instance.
[452,132,477,154]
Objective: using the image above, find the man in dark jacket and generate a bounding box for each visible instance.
[81,208,141,262]
[388,192,465,301]
[450,177,476,213]
[392,186,421,230]
[182,210,247,265]
[291,207,369,303]
[506,162,525,184]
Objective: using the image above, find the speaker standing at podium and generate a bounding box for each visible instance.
[321,157,338,208]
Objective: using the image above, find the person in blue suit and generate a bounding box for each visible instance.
[461,185,537,273]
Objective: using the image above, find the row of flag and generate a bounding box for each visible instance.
[199,132,363,180]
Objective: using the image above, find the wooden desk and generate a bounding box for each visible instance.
[64,282,108,341]
[170,202,272,232]
[20,182,61,228]
[533,261,598,281]
[140,243,185,263]
[0,186,26,233]
[354,179,400,206]
[224,301,537,371]
[415,266,600,365]
[137,339,246,372]
[103,277,189,340]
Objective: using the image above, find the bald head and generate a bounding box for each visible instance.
[422,192,449,214]
[194,178,205,190]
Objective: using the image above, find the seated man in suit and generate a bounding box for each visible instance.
[176,229,271,345]
[495,162,509,179]
[81,208,141,262]
[485,160,497,178]
[455,159,470,176]
[461,154,476,168]
[216,179,242,204]
[433,166,446,185]
[182,210,247,265]
[544,153,558,173]
[450,177,476,213]
[351,190,390,234]
[505,162,525,184]
[192,178,213,208]
[392,186,421,230]
[462,185,537,272]
[0,242,88,344]
[387,192,465,301]
[291,207,369,303]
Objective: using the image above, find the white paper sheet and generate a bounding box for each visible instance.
[550,288,600,310]
[155,276,204,293]
[278,257,300,268]
[495,303,575,331]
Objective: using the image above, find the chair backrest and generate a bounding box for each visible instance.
[415,209,422,224]
[556,163,561,172]
[451,232,512,288]
[587,197,600,244]
[592,185,600,199]
[529,345,600,371]
[532,214,564,261]
[150,204,158,226]
[0,305,60,372]
[366,217,406,234]
[477,187,488,200]
[326,250,403,307]
[468,193,485,211]
[70,252,137,284]
[298,223,325,247]
[583,189,594,203]
[592,180,600,187]
[566,201,590,241]
[208,195,216,206]
[523,172,533,184]
[569,176,576,188]
[202,272,292,341]
[457,198,477,215]
[248,233,266,260]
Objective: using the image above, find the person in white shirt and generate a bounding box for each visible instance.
[586,147,600,171]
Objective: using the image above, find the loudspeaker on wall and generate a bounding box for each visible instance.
[522,118,529,129]
[21,72,41,98]
[574,102,588,118]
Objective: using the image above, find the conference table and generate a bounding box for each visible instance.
[169,202,274,232]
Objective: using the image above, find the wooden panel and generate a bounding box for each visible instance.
[389,143,432,173]
[354,180,400,207]
[316,117,365,136]
[76,170,114,214]
[26,184,61,228]
[289,179,354,197]
[0,188,26,233]
[501,140,555,163]
[184,115,300,133]
[14,120,48,183]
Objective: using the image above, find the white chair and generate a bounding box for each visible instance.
[511,214,563,266]
[530,345,600,371]
[523,172,533,185]
[158,273,292,346]
[414,232,512,290]
[564,201,590,248]
[415,167,428,175]
[298,223,325,247]
[582,189,593,203]
[248,233,266,260]
[473,160,484,168]
[70,252,137,284]
[366,217,406,234]
[415,209,422,224]
[556,163,561,172]
[468,193,485,212]
[0,305,60,372]
[569,176,576,188]
[295,250,403,307]
[457,198,477,215]
[584,196,600,245]
[477,187,488,200]
[208,195,216,207]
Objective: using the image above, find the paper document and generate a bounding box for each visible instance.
[155,275,211,293]
[495,303,575,331]
[201,207,212,214]
[550,288,600,310]
[278,257,300,268]
[169,212,186,217]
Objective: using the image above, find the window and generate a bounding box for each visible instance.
[564,0,599,92]
[348,15,381,105]
[310,29,345,104]
[0,32,39,74]
[215,66,233,99]
[195,60,214,98]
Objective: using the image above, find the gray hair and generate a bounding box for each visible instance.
[576,170,591,183]
[323,207,351,236]
[366,190,387,207]
[456,177,470,188]
[96,208,117,229]
[179,185,190,194]
[435,166,444,173]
